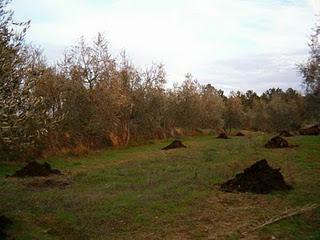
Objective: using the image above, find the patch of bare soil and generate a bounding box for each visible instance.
[265,136,297,148]
[220,159,292,194]
[162,140,187,150]
[235,132,245,137]
[0,215,13,240]
[10,161,61,178]
[165,192,294,240]
[26,178,71,189]
[299,124,320,135]
[279,130,293,137]
[217,133,229,139]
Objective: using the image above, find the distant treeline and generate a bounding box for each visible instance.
[1,1,319,161]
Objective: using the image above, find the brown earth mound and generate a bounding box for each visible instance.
[220,159,292,194]
[217,133,229,139]
[235,132,245,136]
[162,140,187,150]
[10,161,61,178]
[279,130,293,137]
[265,136,289,148]
[299,124,320,136]
[0,215,13,240]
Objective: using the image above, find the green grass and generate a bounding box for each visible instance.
[0,132,319,239]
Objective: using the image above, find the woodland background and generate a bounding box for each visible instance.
[1,0,319,161]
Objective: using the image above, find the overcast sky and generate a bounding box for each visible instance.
[11,0,320,94]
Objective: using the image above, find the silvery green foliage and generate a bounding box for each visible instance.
[0,0,48,160]
[299,23,320,121]
[299,24,320,94]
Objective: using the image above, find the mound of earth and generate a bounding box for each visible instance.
[162,140,187,150]
[220,159,292,194]
[217,133,229,139]
[235,132,245,136]
[0,215,13,240]
[10,161,61,178]
[279,130,293,137]
[265,136,289,148]
[299,124,320,136]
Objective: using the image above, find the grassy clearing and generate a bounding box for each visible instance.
[0,132,319,239]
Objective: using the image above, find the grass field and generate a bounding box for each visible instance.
[1,132,320,239]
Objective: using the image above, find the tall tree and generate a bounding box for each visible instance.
[223,94,245,132]
[299,23,320,121]
[0,0,48,160]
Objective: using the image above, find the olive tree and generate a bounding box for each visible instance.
[0,1,49,160]
[223,94,245,132]
[299,23,320,121]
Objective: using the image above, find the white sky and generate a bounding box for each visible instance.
[11,0,320,93]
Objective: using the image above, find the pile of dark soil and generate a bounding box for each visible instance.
[0,215,13,240]
[162,140,187,150]
[10,161,61,178]
[220,159,292,194]
[265,136,290,148]
[217,133,229,139]
[235,132,245,137]
[279,130,293,137]
[299,124,320,136]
